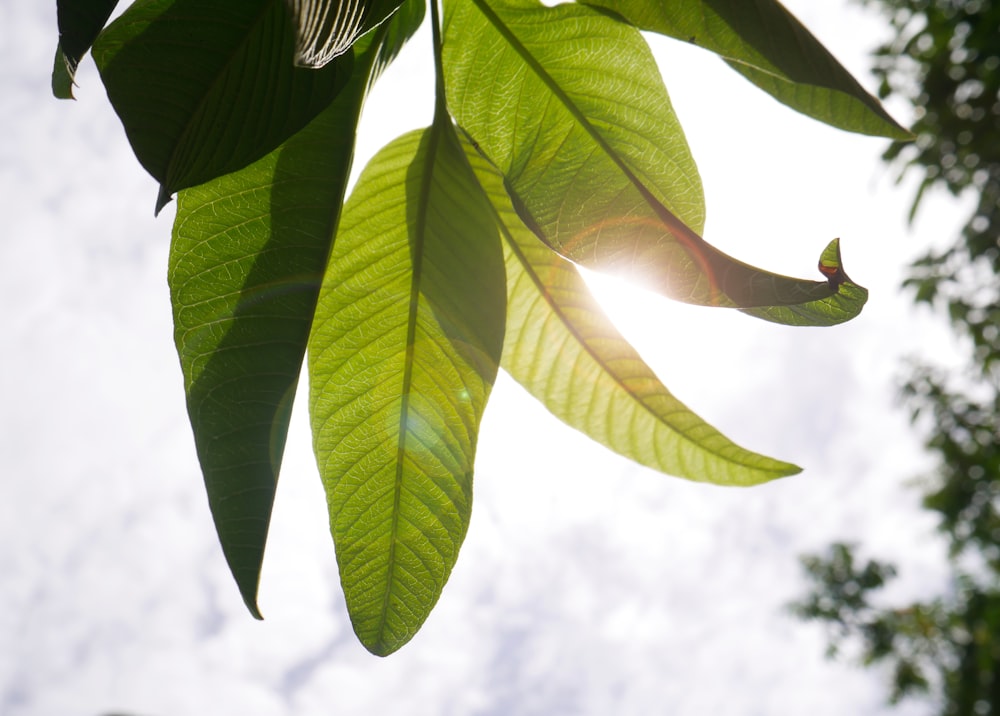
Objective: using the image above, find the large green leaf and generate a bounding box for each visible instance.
[584,0,910,140]
[443,0,867,327]
[308,122,506,656]
[461,135,799,485]
[168,1,424,618]
[285,0,405,68]
[93,0,352,213]
[53,0,120,99]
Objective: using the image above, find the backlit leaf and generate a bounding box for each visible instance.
[444,0,867,327]
[462,136,800,485]
[53,0,120,99]
[52,48,76,100]
[584,0,910,139]
[308,122,506,655]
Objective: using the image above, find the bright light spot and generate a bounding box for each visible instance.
[575,263,765,408]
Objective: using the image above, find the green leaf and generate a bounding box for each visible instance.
[584,0,911,140]
[285,0,405,68]
[740,239,868,326]
[461,135,799,485]
[444,0,706,233]
[52,47,76,100]
[93,0,352,214]
[308,122,506,656]
[168,1,424,619]
[444,0,866,327]
[53,0,120,99]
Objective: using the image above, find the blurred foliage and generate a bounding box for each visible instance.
[792,0,1000,712]
[869,0,1000,358]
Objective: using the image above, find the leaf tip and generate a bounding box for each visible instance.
[885,123,917,143]
[51,46,77,100]
[782,462,804,478]
[154,185,173,216]
[744,458,802,485]
[244,596,264,621]
[364,640,400,658]
[817,237,849,287]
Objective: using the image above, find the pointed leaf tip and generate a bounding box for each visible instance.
[155,186,172,216]
[583,0,910,139]
[54,0,120,98]
[818,237,850,286]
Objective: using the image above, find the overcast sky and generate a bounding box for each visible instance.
[0,2,976,715]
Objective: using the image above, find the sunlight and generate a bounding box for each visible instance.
[575,263,760,414]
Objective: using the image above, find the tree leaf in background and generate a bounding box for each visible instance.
[92,0,352,214]
[53,0,120,99]
[308,123,506,655]
[444,0,867,326]
[168,1,424,618]
[284,0,405,68]
[462,135,800,486]
[584,0,910,140]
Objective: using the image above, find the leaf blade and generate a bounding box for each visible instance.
[309,123,505,654]
[585,0,910,139]
[444,0,867,327]
[168,3,423,617]
[53,0,120,98]
[463,135,799,486]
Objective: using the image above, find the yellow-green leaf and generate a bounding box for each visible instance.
[444,0,867,327]
[463,134,800,486]
[308,122,506,655]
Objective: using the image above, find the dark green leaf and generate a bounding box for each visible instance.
[53,0,120,99]
[462,134,800,485]
[93,0,352,213]
[308,122,506,655]
[444,0,867,326]
[584,0,911,139]
[168,1,423,618]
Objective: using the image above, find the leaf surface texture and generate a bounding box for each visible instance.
[53,0,120,98]
[308,122,506,655]
[167,3,423,617]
